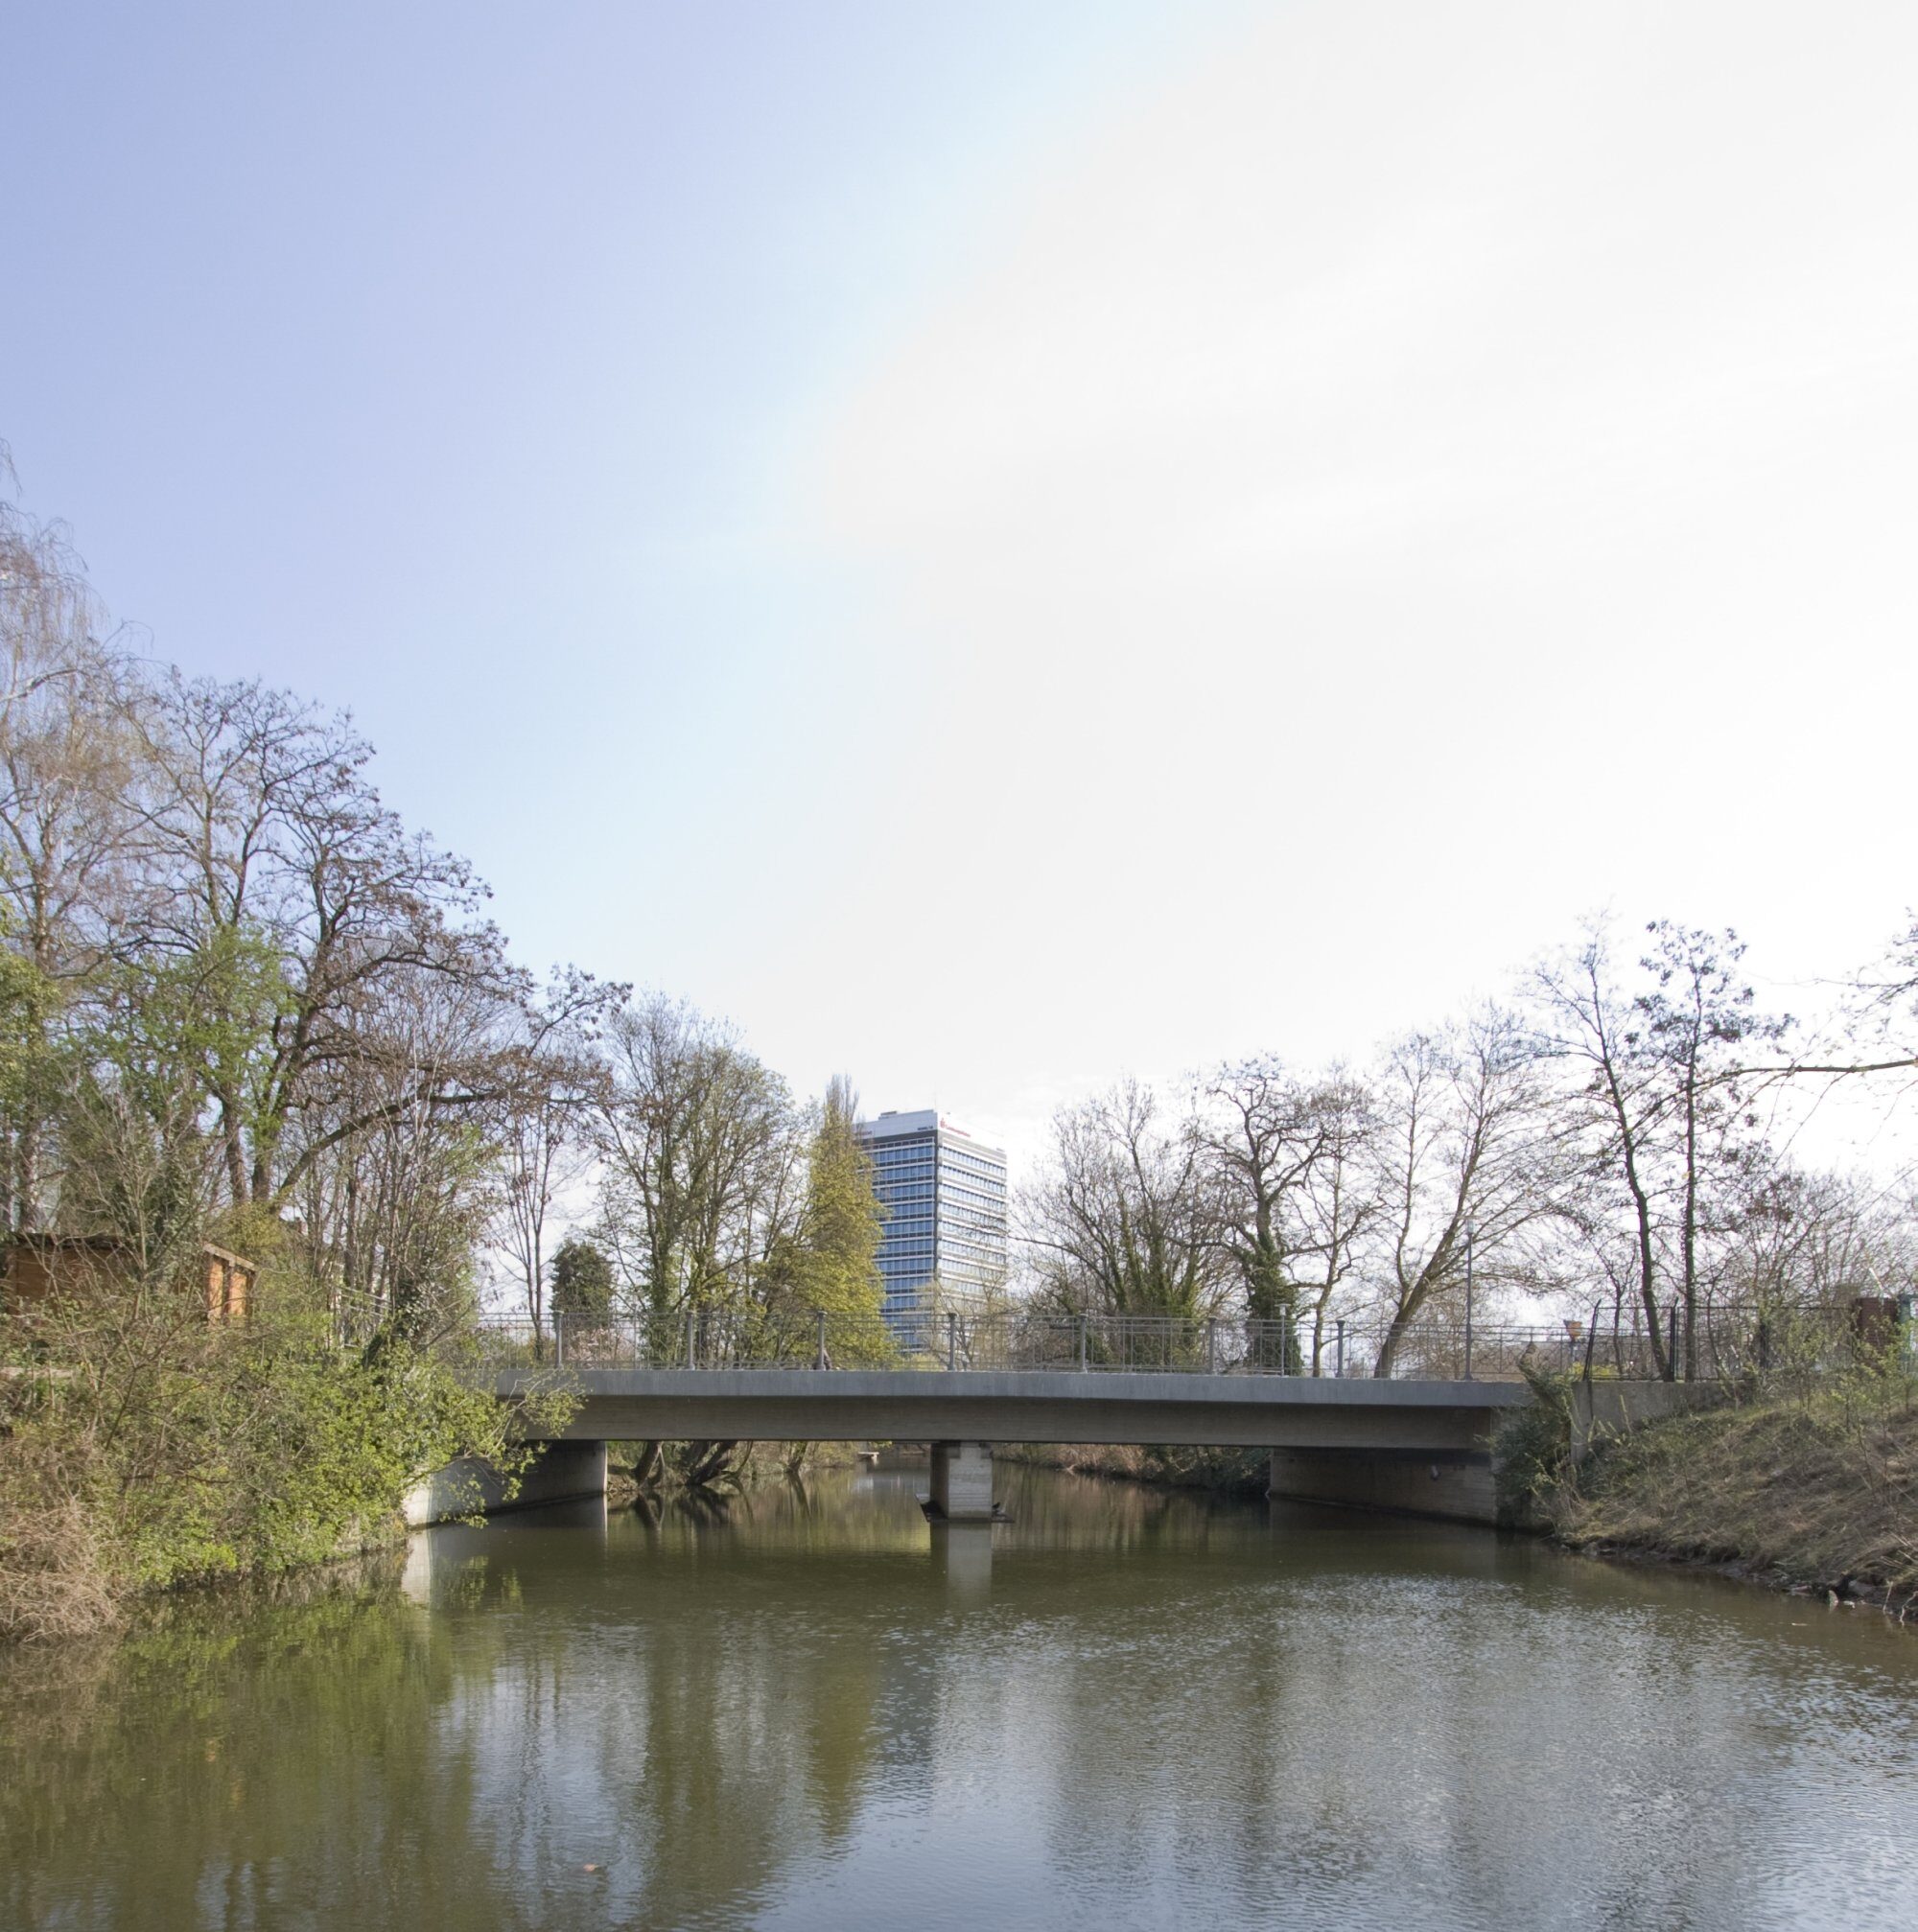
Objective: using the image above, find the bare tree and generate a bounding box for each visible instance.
[1368,1009,1564,1377]
[593,993,798,1333]
[1289,1072,1381,1372]
[1205,1058,1324,1358]
[1023,1081,1228,1319]
[127,673,568,1208]
[0,464,151,1228]
[1532,919,1784,1378]
[495,1038,602,1345]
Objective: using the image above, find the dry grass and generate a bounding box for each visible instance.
[0,1491,122,1643]
[1557,1377,1918,1594]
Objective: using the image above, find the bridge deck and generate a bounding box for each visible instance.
[499,1368,1530,1451]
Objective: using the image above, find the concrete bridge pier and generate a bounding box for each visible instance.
[929,1439,995,1520]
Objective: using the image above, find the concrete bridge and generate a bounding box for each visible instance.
[439,1362,1537,1527]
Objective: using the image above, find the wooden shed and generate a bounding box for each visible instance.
[2,1235,257,1321]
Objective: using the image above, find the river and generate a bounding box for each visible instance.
[3,1463,1916,1930]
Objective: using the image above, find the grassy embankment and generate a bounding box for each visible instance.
[1009,1371,1918,1617]
[1499,1367,1918,1609]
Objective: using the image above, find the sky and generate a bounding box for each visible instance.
[4,1,1916,1178]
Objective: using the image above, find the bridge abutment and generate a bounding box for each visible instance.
[929,1440,995,1520]
[404,1439,608,1527]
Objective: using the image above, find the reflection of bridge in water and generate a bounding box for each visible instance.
[440,1312,1583,1527]
[403,1479,1000,1610]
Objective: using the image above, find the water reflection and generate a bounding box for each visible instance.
[930,1523,994,1608]
[2,1465,1916,1931]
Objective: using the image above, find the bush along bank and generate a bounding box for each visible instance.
[1,1271,575,1644]
[1496,1363,1918,1617]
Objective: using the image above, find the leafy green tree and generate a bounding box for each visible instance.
[791,1077,885,1321]
[57,930,289,1270]
[550,1236,614,1320]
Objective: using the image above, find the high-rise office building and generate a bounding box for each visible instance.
[854,1109,1008,1329]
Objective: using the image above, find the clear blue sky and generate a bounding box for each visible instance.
[6,2,1916,1172]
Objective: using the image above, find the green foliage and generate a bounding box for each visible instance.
[0,1272,568,1640]
[755,1077,891,1362]
[1492,1364,1577,1514]
[0,937,63,1123]
[54,927,292,1255]
[792,1079,885,1318]
[550,1236,614,1319]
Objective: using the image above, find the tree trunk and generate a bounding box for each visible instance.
[684,1439,738,1488]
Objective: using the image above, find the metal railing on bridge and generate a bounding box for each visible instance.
[468,1306,1860,1382]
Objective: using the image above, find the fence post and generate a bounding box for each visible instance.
[685,1307,695,1370]
[554,1312,564,1370]
[947,1310,957,1371]
[1206,1317,1217,1374]
[816,1310,828,1371]
[1335,1319,1345,1378]
[1079,1314,1088,1371]
[1668,1303,1680,1382]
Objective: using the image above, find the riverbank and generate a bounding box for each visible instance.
[1009,1384,1918,1621]
[1522,1376,1918,1616]
[0,1299,578,1645]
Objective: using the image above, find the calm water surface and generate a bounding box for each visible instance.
[4,1464,1917,1931]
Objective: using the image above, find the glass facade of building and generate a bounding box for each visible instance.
[855,1109,1008,1332]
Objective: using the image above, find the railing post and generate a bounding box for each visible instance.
[947,1310,957,1372]
[1206,1316,1217,1374]
[815,1309,827,1371]
[1335,1319,1345,1379]
[1079,1314,1088,1371]
[685,1307,695,1369]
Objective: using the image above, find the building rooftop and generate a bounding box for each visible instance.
[854,1108,1006,1158]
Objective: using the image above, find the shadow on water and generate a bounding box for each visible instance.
[4,1465,1918,1932]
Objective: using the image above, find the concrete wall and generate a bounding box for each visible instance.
[1267,1446,1500,1525]
[1569,1379,1726,1461]
[403,1439,607,1528]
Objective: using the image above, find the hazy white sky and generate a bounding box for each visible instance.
[5,1,1915,1175]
